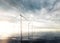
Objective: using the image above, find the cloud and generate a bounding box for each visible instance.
[0,0,60,24]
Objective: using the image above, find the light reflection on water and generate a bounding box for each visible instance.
[0,32,60,43]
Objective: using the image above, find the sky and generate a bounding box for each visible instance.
[0,0,60,24]
[0,0,60,39]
